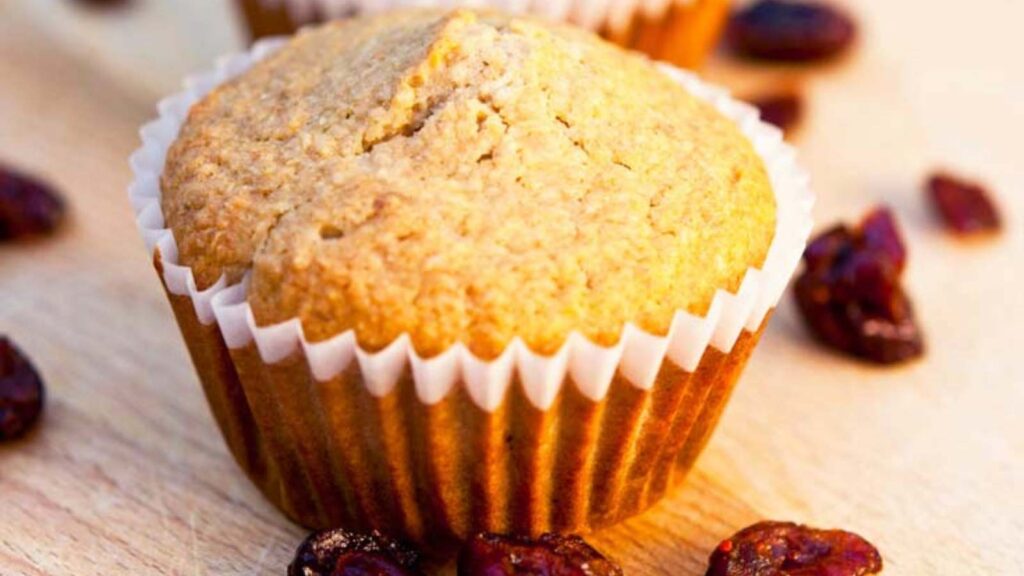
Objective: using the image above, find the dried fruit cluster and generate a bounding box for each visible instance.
[794,208,925,364]
[727,0,857,62]
[927,172,1002,235]
[288,529,421,576]
[0,165,64,241]
[706,521,883,576]
[289,523,882,576]
[459,532,624,576]
[289,529,623,576]
[0,337,45,441]
[750,92,803,133]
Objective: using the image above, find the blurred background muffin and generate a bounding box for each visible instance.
[237,0,731,68]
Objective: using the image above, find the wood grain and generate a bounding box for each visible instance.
[1,0,1023,574]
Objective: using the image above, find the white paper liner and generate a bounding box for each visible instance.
[253,0,695,33]
[128,36,814,412]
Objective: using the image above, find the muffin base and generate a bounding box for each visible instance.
[234,0,730,69]
[158,251,767,546]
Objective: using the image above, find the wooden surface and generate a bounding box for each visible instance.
[2,0,1023,574]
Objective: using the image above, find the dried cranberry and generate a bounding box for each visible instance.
[802,225,852,270]
[860,207,906,271]
[333,551,419,576]
[794,207,925,364]
[69,0,133,9]
[926,172,1002,235]
[288,529,421,576]
[458,532,623,576]
[750,92,803,133]
[0,164,65,241]
[0,337,45,441]
[727,0,857,63]
[706,521,882,576]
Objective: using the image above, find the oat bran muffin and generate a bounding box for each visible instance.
[163,9,774,357]
[138,8,809,544]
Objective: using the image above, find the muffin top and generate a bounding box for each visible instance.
[162,9,775,359]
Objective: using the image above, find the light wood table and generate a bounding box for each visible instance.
[1,0,1022,574]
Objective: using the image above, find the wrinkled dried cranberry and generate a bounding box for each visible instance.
[288,529,421,576]
[0,165,65,241]
[727,0,857,62]
[0,337,45,441]
[750,92,803,133]
[860,207,906,271]
[794,207,924,364]
[802,225,852,270]
[458,532,623,576]
[332,551,419,576]
[706,521,882,576]
[926,172,1002,235]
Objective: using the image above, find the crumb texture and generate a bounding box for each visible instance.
[161,9,776,358]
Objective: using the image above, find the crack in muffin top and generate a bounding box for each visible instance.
[161,8,776,359]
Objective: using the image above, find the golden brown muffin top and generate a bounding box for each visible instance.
[161,9,775,359]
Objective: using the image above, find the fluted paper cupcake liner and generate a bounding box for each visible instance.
[129,36,813,541]
[238,0,729,68]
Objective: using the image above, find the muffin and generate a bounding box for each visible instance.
[236,0,731,69]
[130,9,812,544]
